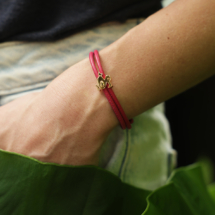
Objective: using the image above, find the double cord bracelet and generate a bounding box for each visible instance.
[89,50,133,129]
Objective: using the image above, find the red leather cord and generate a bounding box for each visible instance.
[89,50,133,129]
[89,52,126,129]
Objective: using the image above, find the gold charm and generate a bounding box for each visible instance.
[96,72,113,90]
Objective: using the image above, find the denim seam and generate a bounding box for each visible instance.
[1,86,47,97]
[118,128,129,178]
[167,152,172,178]
[0,80,52,96]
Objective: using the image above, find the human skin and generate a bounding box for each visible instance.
[0,0,215,165]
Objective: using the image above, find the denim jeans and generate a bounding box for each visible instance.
[0,18,176,191]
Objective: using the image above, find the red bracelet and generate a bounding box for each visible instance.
[89,50,133,129]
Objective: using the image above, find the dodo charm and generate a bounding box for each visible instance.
[96,72,113,90]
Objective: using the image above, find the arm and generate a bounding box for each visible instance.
[1,0,214,165]
[51,0,215,125]
[100,0,215,119]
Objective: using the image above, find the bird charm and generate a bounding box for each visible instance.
[96,72,113,90]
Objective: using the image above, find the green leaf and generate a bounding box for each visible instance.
[208,183,215,203]
[142,164,215,215]
[0,149,215,215]
[0,150,149,215]
[197,156,214,184]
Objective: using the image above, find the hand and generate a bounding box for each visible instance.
[0,58,118,165]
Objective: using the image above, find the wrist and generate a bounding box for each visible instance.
[43,57,119,139]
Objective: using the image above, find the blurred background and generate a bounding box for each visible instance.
[162,0,175,7]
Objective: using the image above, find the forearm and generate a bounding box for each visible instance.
[4,0,215,165]
[41,0,215,160]
[98,0,215,119]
